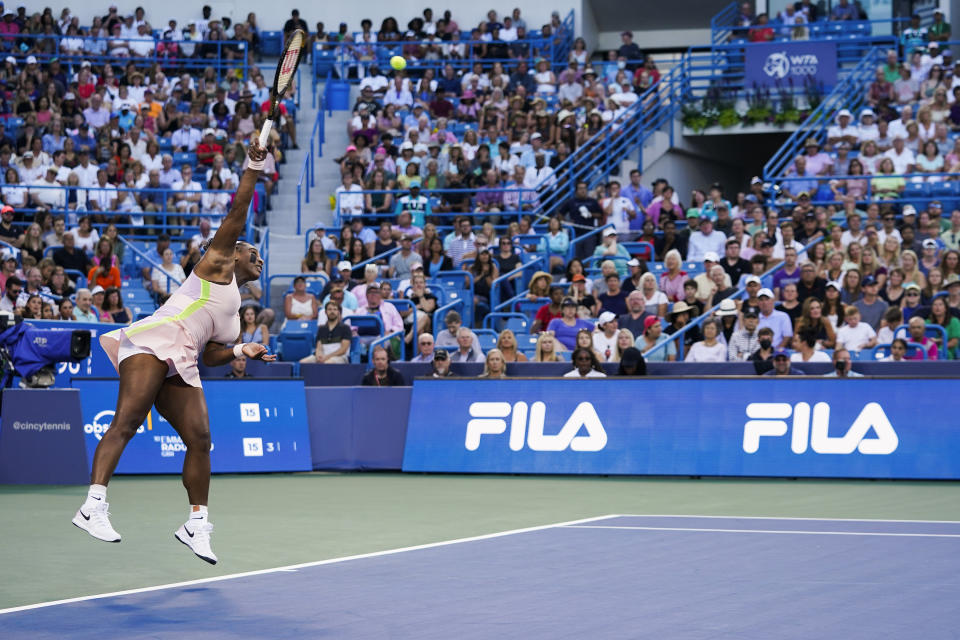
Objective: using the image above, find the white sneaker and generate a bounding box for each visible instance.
[72,501,121,543]
[174,520,218,564]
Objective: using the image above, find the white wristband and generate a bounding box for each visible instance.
[247,158,265,171]
[233,343,245,358]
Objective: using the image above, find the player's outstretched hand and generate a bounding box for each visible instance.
[248,139,268,163]
[242,342,277,362]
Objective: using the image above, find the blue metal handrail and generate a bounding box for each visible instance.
[490,255,543,310]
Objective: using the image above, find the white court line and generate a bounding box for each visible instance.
[561,525,960,539]
[0,514,619,616]
[608,514,960,524]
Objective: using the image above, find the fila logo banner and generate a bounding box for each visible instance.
[743,402,898,455]
[466,401,607,452]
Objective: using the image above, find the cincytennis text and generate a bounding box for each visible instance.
[11,421,72,432]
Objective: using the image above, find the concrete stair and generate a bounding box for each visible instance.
[264,81,355,313]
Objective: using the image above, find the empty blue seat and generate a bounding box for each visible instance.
[277,333,313,361]
[261,30,283,56]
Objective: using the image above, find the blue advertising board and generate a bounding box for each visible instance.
[74,378,312,474]
[0,389,88,484]
[745,41,837,89]
[403,378,960,479]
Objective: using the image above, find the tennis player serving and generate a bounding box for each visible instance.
[71,139,275,563]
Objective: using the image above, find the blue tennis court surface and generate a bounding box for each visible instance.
[3,514,959,639]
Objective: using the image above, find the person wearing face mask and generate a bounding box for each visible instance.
[749,326,777,375]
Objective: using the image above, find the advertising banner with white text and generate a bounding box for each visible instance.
[403,378,959,479]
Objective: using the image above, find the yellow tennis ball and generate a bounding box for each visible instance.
[390,55,407,71]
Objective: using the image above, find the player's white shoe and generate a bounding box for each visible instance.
[72,500,121,543]
[174,520,218,564]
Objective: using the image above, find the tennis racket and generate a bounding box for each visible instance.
[258,28,306,148]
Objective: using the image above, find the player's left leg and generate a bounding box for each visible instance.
[154,377,218,564]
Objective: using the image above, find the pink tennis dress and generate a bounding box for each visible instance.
[101,272,242,387]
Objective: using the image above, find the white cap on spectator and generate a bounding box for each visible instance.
[835,108,852,121]
[530,132,542,140]
[745,275,761,285]
[26,55,37,64]
[400,141,414,150]
[902,204,917,215]
[703,251,719,262]
[337,260,352,271]
[602,228,617,237]
[757,287,774,299]
[64,92,76,100]
[1,248,16,261]
[750,176,762,185]
[202,128,215,136]
[626,258,640,267]
[597,311,617,327]
[90,285,105,296]
[4,56,14,64]
[80,60,91,68]
[923,238,939,250]
[22,151,33,159]
[826,280,842,290]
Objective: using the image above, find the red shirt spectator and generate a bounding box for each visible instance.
[532,288,565,333]
[748,14,775,42]
[196,130,223,166]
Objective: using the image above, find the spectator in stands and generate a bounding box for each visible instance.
[592,311,619,362]
[435,310,481,352]
[927,297,960,359]
[560,181,602,256]
[52,232,91,275]
[496,329,528,363]
[283,275,319,325]
[618,290,652,336]
[616,347,646,375]
[479,349,507,378]
[726,309,759,361]
[721,237,751,285]
[151,247,186,303]
[533,331,564,362]
[824,347,864,377]
[450,326,484,363]
[686,318,727,362]
[749,326,777,374]
[687,216,726,262]
[548,298,595,350]
[598,272,629,316]
[564,347,606,378]
[831,0,859,21]
[362,345,405,386]
[72,287,97,323]
[664,300,701,353]
[239,305,270,348]
[446,217,477,268]
[880,338,909,362]
[532,286,565,333]
[791,329,832,364]
[836,305,878,352]
[637,315,676,362]
[593,228,630,276]
[301,300,352,365]
[853,275,888,329]
[757,288,793,348]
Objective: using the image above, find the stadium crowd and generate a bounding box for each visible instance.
[3,3,959,380]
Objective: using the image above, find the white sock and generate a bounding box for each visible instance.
[84,484,107,507]
[189,505,209,522]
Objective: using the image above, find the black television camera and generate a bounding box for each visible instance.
[0,312,91,388]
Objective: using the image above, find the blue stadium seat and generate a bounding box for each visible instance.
[474,329,498,352]
[261,30,283,56]
[277,333,314,361]
[173,152,196,168]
